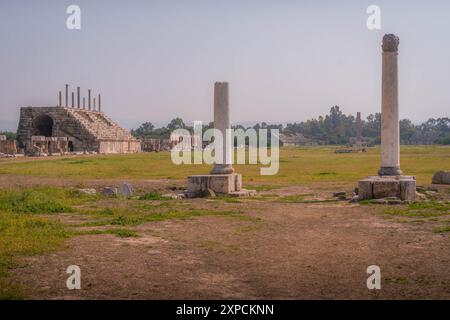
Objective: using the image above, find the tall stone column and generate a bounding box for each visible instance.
[77,87,80,108]
[379,34,402,176]
[211,82,234,174]
[65,84,69,107]
[88,89,91,110]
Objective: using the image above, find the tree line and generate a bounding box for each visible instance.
[4,106,448,145]
[131,106,450,145]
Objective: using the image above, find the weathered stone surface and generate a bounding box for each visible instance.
[119,182,134,197]
[416,192,427,201]
[387,199,402,205]
[382,34,400,52]
[188,174,242,194]
[425,190,437,197]
[228,189,257,197]
[78,188,97,196]
[234,173,242,192]
[358,179,373,200]
[370,199,388,205]
[162,193,185,199]
[0,139,16,155]
[379,34,401,176]
[373,179,400,198]
[16,106,140,155]
[207,188,216,198]
[400,179,416,202]
[432,171,450,185]
[141,138,174,152]
[416,185,426,193]
[102,187,118,197]
[210,82,234,175]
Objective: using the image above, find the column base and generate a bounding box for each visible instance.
[210,164,235,175]
[358,175,415,201]
[188,173,242,194]
[378,166,403,176]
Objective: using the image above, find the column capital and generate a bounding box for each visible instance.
[382,34,399,52]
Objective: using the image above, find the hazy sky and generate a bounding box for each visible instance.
[1,0,449,131]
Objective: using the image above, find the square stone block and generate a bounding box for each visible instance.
[358,178,374,200]
[373,179,400,199]
[188,173,242,194]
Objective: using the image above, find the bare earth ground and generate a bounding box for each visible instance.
[6,176,450,300]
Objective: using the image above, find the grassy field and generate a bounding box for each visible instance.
[0,146,449,186]
[0,145,449,299]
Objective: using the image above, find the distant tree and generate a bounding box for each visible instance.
[131,122,154,137]
[131,113,450,146]
[166,118,186,131]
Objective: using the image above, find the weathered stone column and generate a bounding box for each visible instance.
[379,34,402,176]
[58,91,62,107]
[88,89,91,110]
[98,94,102,112]
[77,87,80,108]
[211,82,234,174]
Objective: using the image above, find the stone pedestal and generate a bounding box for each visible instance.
[188,173,242,194]
[358,176,416,201]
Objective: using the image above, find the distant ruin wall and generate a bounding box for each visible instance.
[99,140,141,154]
[0,139,17,155]
[141,139,175,152]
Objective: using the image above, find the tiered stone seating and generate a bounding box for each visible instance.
[66,108,133,141]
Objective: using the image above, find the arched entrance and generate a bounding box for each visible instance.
[33,115,54,137]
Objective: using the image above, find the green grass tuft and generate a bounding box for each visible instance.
[0,187,97,214]
[138,192,171,201]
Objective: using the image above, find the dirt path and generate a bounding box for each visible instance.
[12,198,450,299]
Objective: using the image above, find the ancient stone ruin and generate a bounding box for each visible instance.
[16,85,140,155]
[0,135,17,156]
[357,34,416,202]
[432,171,450,185]
[187,82,253,196]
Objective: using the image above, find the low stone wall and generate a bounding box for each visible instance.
[98,140,141,154]
[141,139,175,152]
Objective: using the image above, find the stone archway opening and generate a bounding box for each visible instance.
[33,115,54,137]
